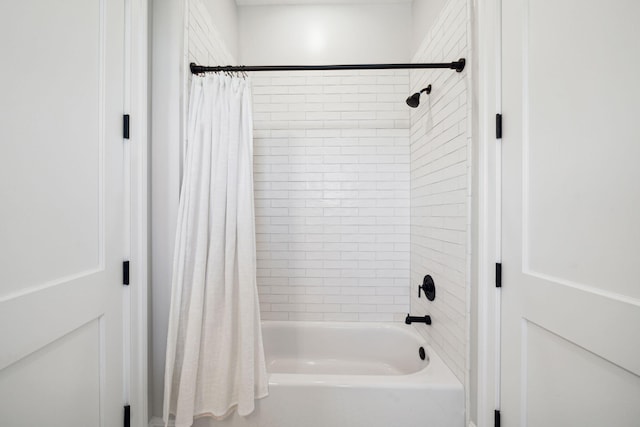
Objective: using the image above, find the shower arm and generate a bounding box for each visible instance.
[419,85,432,95]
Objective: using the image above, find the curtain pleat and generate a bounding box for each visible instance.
[163,74,268,427]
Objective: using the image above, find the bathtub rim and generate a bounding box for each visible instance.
[261,320,463,390]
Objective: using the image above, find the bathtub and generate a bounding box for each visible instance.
[196,321,464,427]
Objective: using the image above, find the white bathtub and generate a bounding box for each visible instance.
[195,321,464,427]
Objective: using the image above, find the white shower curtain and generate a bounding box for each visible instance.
[163,74,268,427]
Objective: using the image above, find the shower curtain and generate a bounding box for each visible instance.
[163,74,268,427]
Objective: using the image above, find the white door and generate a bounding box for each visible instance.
[0,1,126,426]
[500,0,640,426]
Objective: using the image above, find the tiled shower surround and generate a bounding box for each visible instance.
[409,0,470,383]
[186,0,470,390]
[251,71,412,321]
[148,0,473,421]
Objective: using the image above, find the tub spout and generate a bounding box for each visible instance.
[405,314,432,325]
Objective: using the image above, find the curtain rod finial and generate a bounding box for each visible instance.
[190,63,204,74]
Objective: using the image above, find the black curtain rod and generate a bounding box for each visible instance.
[189,58,465,74]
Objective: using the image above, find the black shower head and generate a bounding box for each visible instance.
[406,85,432,108]
[406,93,421,108]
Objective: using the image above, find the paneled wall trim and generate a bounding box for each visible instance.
[251,70,411,322]
[409,0,470,384]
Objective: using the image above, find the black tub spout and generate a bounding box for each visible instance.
[405,314,432,325]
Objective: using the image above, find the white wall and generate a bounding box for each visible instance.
[251,70,411,321]
[201,0,239,58]
[187,0,236,70]
[408,0,470,387]
[150,0,185,420]
[411,0,448,53]
[469,0,479,423]
[238,3,412,64]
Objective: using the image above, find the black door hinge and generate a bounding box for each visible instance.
[495,263,502,288]
[495,409,501,427]
[496,113,502,139]
[123,114,130,139]
[123,261,130,286]
[124,405,130,427]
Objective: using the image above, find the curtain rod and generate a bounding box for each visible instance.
[189,58,466,74]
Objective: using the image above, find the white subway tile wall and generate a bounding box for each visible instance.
[409,0,470,383]
[186,0,236,171]
[251,71,411,321]
[187,0,235,69]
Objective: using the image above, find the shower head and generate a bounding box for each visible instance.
[406,85,432,108]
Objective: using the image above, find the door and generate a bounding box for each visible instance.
[0,1,126,426]
[500,1,640,426]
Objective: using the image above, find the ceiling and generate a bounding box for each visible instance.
[235,0,411,6]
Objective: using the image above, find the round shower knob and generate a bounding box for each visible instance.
[418,275,436,301]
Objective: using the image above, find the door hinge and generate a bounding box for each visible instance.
[123,261,130,286]
[495,262,502,288]
[123,114,130,139]
[124,405,130,427]
[495,409,501,427]
[496,113,502,139]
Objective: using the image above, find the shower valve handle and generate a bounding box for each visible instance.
[418,275,436,301]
